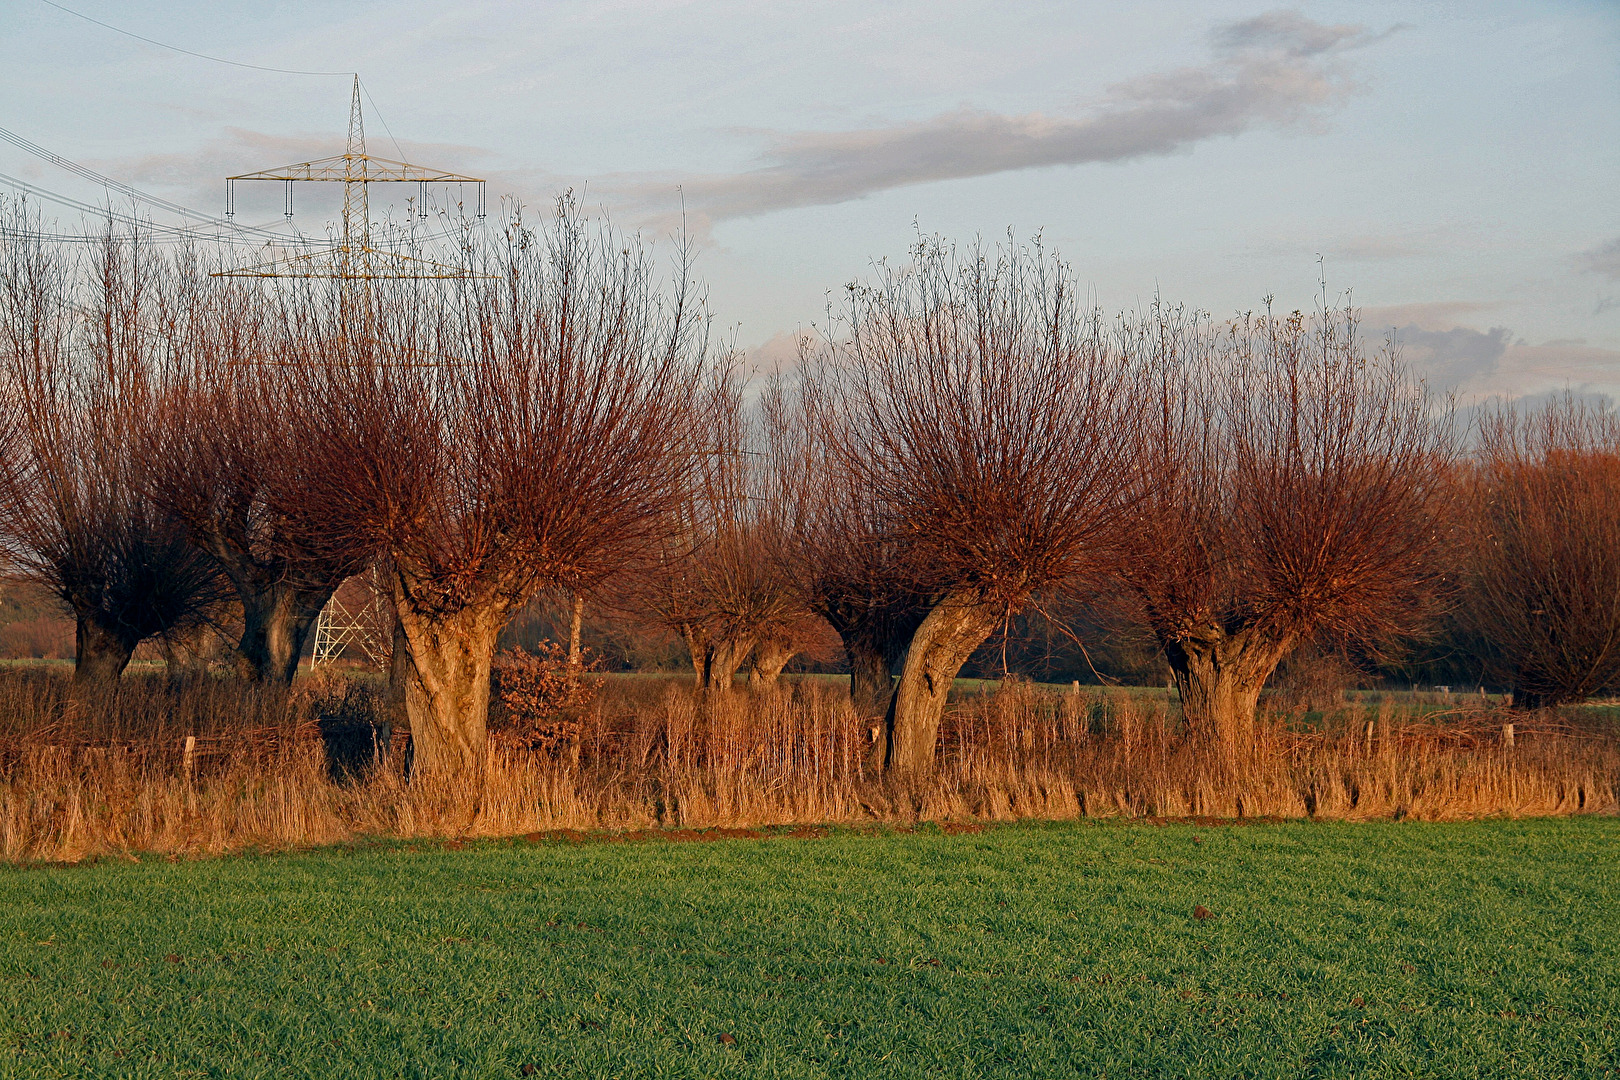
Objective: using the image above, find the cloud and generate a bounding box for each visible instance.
[1360,301,1491,330]
[1392,323,1513,389]
[1577,237,1620,280]
[1361,302,1620,397]
[623,9,1384,227]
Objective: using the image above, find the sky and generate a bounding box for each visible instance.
[2,0,1616,401]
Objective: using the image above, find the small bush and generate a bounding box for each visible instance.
[489,643,602,754]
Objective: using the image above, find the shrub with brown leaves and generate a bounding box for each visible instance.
[489,643,602,754]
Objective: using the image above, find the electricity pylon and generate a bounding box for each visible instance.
[218,76,484,280]
[216,78,486,668]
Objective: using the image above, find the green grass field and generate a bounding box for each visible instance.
[2,820,1617,1078]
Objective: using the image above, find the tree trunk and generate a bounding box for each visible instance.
[73,616,135,684]
[748,633,796,691]
[883,591,1001,774]
[387,610,410,739]
[390,576,506,798]
[567,592,583,667]
[681,623,708,683]
[1163,630,1292,752]
[847,638,894,717]
[159,624,214,679]
[234,579,333,685]
[702,634,756,693]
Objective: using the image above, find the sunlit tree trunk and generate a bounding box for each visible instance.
[1162,630,1292,752]
[390,570,507,800]
[747,633,796,691]
[567,592,584,667]
[703,635,755,693]
[883,591,1001,775]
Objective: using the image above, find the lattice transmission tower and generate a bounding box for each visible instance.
[216,77,486,668]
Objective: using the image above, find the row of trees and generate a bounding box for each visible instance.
[3,202,1618,800]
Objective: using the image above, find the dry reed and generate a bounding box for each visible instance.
[0,671,1614,863]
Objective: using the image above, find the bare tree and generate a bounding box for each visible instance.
[1462,396,1620,708]
[140,253,368,684]
[0,217,228,682]
[808,238,1142,773]
[626,368,820,694]
[765,372,926,715]
[273,198,713,789]
[1117,302,1454,751]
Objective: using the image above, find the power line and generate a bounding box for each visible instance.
[0,125,301,242]
[36,0,352,77]
[0,176,310,246]
[358,81,408,162]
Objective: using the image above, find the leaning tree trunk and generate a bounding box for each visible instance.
[748,633,796,691]
[390,579,507,804]
[882,591,1002,774]
[72,616,136,684]
[1162,629,1292,754]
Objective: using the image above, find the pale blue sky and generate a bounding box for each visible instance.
[3,1,1616,398]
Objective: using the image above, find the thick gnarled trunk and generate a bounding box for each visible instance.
[747,633,796,691]
[881,591,1001,774]
[1163,630,1292,752]
[73,617,135,684]
[235,579,331,685]
[683,624,755,693]
[391,577,506,797]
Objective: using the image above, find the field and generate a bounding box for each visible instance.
[2,818,1617,1078]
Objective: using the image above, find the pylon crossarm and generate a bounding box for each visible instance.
[228,155,482,184]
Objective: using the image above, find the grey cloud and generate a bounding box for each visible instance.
[1213,10,1372,57]
[1360,301,1490,329]
[1394,323,1512,389]
[635,10,1382,225]
[1577,237,1620,280]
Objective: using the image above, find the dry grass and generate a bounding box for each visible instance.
[0,670,1614,863]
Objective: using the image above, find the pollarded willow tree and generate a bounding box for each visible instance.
[626,368,814,694]
[274,198,713,792]
[140,253,371,684]
[809,239,1143,773]
[1462,396,1620,709]
[1117,302,1454,752]
[764,371,926,717]
[0,217,229,682]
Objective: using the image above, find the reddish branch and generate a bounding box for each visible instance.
[808,238,1142,772]
[1462,396,1620,708]
[1117,302,1454,750]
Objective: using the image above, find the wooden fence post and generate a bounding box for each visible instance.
[183,735,196,781]
[1502,723,1514,749]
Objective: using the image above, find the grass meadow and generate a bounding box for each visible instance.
[2,818,1617,1078]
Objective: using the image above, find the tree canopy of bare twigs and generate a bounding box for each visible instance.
[1462,396,1620,708]
[765,370,927,715]
[806,238,1142,773]
[624,370,824,694]
[0,212,229,682]
[1117,302,1454,752]
[271,197,714,795]
[139,251,372,684]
